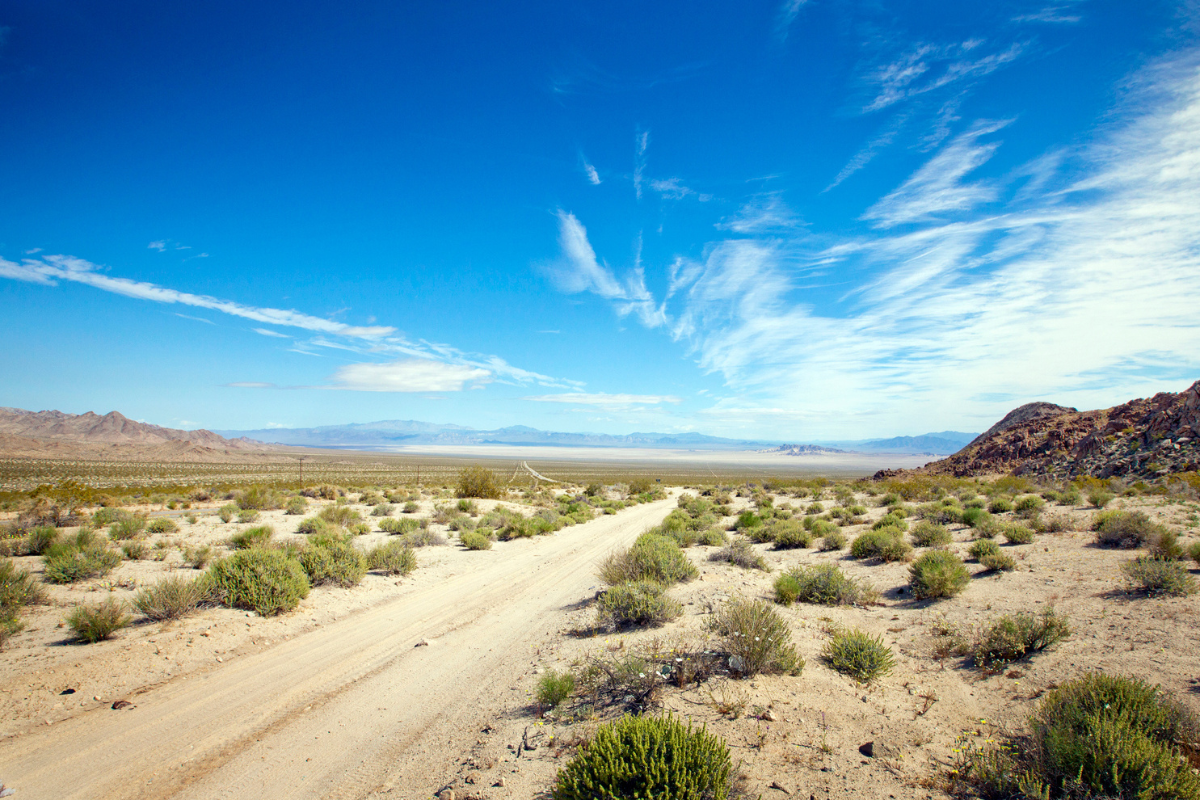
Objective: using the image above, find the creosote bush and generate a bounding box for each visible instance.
[599,534,697,586]
[459,530,493,550]
[146,517,178,534]
[709,598,803,676]
[968,538,1001,561]
[367,540,417,576]
[42,531,122,584]
[980,551,1016,572]
[773,564,877,607]
[1122,556,1197,597]
[66,597,131,643]
[536,670,576,709]
[229,525,273,550]
[551,714,732,800]
[1001,524,1034,545]
[284,496,308,515]
[455,466,503,499]
[298,535,367,587]
[908,549,970,600]
[819,529,847,551]
[850,529,912,562]
[1094,510,1164,548]
[207,549,310,616]
[709,538,768,571]
[910,520,952,548]
[134,574,211,621]
[596,581,682,630]
[822,627,895,683]
[971,608,1069,670]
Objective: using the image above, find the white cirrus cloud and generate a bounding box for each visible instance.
[329,359,492,392]
[253,328,289,338]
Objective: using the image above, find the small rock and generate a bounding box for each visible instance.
[762,709,777,722]
[415,639,433,647]
[437,791,455,800]
[111,700,134,710]
[60,688,76,695]
[860,740,901,759]
[769,780,790,793]
[493,777,506,788]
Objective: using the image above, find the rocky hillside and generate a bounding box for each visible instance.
[0,408,278,461]
[880,380,1200,481]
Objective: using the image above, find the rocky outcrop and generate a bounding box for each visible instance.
[878,380,1200,481]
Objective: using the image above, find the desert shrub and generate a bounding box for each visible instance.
[551,713,732,800]
[910,521,952,547]
[980,552,1016,572]
[296,516,332,534]
[819,529,847,551]
[1014,495,1045,518]
[379,516,420,535]
[823,628,895,683]
[134,574,210,621]
[774,564,876,606]
[1029,674,1200,800]
[146,517,178,534]
[319,505,361,527]
[349,521,371,535]
[456,498,479,515]
[961,507,992,528]
[806,502,824,515]
[183,544,213,569]
[298,536,367,587]
[1122,556,1197,597]
[229,525,273,550]
[872,513,908,532]
[235,485,280,511]
[25,525,59,555]
[109,515,147,540]
[121,540,146,560]
[1094,510,1163,548]
[908,550,970,600]
[971,609,1069,670]
[207,549,310,616]
[1088,489,1115,508]
[284,496,308,515]
[42,533,121,583]
[709,539,768,571]
[236,509,260,524]
[596,581,682,630]
[850,529,912,562]
[709,598,802,676]
[987,497,1013,514]
[772,524,812,550]
[734,511,762,531]
[1189,540,1200,565]
[1,559,45,645]
[599,534,697,586]
[968,538,1001,561]
[402,501,419,514]
[66,597,131,643]
[399,529,446,547]
[537,670,576,709]
[370,503,395,518]
[697,528,727,547]
[1150,530,1185,561]
[744,523,775,544]
[1001,524,1034,545]
[460,531,493,550]
[217,504,238,523]
[367,540,417,575]
[456,466,502,499]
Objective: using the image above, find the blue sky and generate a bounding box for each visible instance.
[2,1,1199,440]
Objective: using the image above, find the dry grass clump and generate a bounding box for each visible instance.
[596,581,683,630]
[367,540,418,575]
[773,564,877,606]
[709,539,768,571]
[709,598,803,676]
[908,550,970,600]
[1,559,46,647]
[66,597,131,643]
[134,574,211,621]
[822,627,895,683]
[1121,556,1197,597]
[980,551,1017,572]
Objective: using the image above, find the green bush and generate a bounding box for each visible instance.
[596,581,682,630]
[551,714,732,800]
[319,505,361,527]
[1150,530,1185,561]
[598,534,698,586]
[908,550,970,600]
[298,536,367,587]
[710,598,802,676]
[42,532,122,583]
[1001,524,1034,545]
[872,513,908,531]
[1088,490,1115,508]
[850,529,912,562]
[1030,674,1200,799]
[109,515,147,540]
[774,564,877,606]
[1,559,45,646]
[971,609,1069,670]
[217,504,238,523]
[823,628,895,683]
[735,511,762,531]
[236,509,260,524]
[1014,495,1045,517]
[456,466,503,499]
[460,530,493,550]
[121,540,145,560]
[987,497,1013,514]
[910,521,952,547]
[1122,556,1197,597]
[379,516,420,535]
[961,507,992,528]
[1094,510,1164,549]
[146,517,178,534]
[366,540,417,576]
[183,544,213,569]
[398,529,446,547]
[134,574,211,621]
[819,529,847,551]
[284,496,308,515]
[207,549,310,616]
[66,597,131,643]
[968,538,1001,561]
[980,552,1016,572]
[709,539,768,571]
[537,669,576,709]
[402,501,419,514]
[697,528,727,547]
[296,516,333,535]
[229,525,274,549]
[772,524,812,550]
[25,525,59,555]
[370,503,394,518]
[1189,540,1200,565]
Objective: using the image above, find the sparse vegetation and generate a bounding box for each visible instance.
[1122,556,1197,596]
[551,714,732,800]
[596,580,682,630]
[822,627,895,683]
[709,598,803,676]
[134,574,211,621]
[709,538,768,571]
[366,540,417,575]
[42,531,122,583]
[536,670,576,710]
[970,608,1070,670]
[66,597,131,643]
[599,533,697,586]
[980,551,1016,572]
[1,559,45,647]
[459,530,493,550]
[146,517,178,534]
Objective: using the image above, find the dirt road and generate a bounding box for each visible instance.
[0,497,677,800]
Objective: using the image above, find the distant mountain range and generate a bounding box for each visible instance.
[215,420,978,455]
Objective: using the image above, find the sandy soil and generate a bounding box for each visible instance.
[2,487,1199,800]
